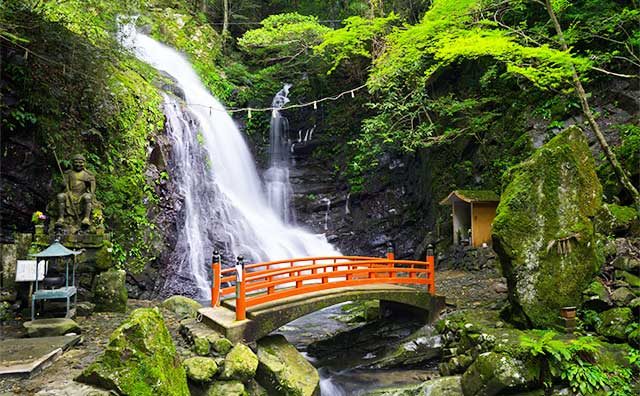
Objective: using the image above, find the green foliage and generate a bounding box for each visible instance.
[315,13,399,74]
[520,330,637,395]
[238,13,331,65]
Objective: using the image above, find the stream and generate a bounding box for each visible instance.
[273,303,440,395]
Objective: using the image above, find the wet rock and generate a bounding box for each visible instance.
[611,287,635,306]
[461,352,534,396]
[220,343,258,381]
[162,295,202,319]
[183,356,218,382]
[368,326,442,368]
[76,307,189,396]
[206,380,246,396]
[369,375,463,396]
[23,318,80,337]
[596,307,633,341]
[93,270,127,313]
[492,126,602,328]
[256,335,320,396]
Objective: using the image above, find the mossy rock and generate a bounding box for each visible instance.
[194,336,210,356]
[611,287,635,306]
[615,270,640,288]
[93,269,127,313]
[95,240,114,271]
[183,356,218,382]
[76,307,189,396]
[461,352,535,396]
[162,295,202,319]
[596,307,633,341]
[206,380,246,396]
[611,256,640,272]
[594,204,638,236]
[492,126,602,328]
[582,280,611,311]
[256,335,320,396]
[369,376,463,396]
[209,335,233,355]
[221,343,258,381]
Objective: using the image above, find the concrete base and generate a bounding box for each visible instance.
[199,284,445,343]
[0,335,80,376]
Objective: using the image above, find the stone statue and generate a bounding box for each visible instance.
[56,154,96,227]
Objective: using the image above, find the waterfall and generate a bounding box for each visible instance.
[122,26,339,298]
[265,84,295,224]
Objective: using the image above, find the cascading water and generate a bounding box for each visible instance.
[264,84,295,224]
[121,25,339,298]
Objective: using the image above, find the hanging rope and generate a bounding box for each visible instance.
[0,35,368,115]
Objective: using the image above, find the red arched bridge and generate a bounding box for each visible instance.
[198,250,445,343]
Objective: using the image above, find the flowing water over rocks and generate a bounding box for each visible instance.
[121,26,339,298]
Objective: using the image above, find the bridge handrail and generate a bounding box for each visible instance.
[218,255,394,275]
[210,249,436,321]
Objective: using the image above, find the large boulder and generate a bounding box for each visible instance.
[93,269,128,312]
[220,343,259,381]
[461,352,535,396]
[76,307,189,396]
[256,335,320,396]
[162,295,202,319]
[492,126,602,328]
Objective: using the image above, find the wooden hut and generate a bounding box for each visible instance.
[440,190,500,248]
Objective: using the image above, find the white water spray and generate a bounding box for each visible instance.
[265,84,295,223]
[122,25,339,298]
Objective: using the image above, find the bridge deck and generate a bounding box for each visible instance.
[199,284,444,343]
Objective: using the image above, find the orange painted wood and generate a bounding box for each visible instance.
[212,261,221,307]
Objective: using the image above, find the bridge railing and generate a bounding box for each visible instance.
[210,248,435,321]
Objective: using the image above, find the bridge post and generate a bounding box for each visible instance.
[211,250,221,307]
[386,241,395,278]
[427,244,435,295]
[235,255,246,321]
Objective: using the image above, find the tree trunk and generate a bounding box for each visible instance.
[544,0,640,209]
[221,0,229,48]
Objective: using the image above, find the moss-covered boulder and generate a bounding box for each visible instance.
[461,352,535,396]
[596,307,633,341]
[93,269,127,313]
[206,380,246,396]
[221,343,258,381]
[95,240,114,271]
[256,335,320,396]
[492,126,602,328]
[194,336,211,356]
[76,307,189,396]
[162,295,202,319]
[183,356,218,382]
[211,336,233,354]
